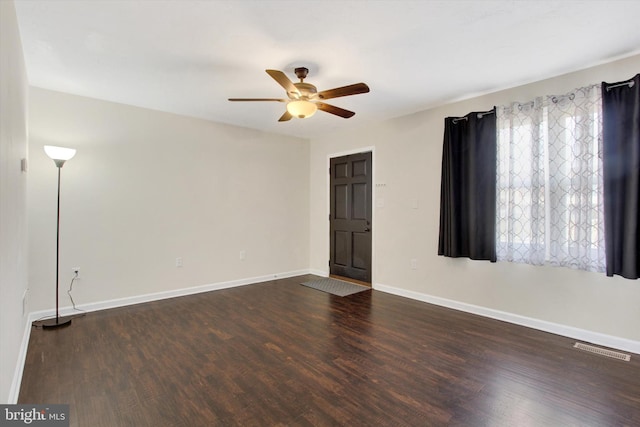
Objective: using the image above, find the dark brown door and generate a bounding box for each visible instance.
[330,152,372,283]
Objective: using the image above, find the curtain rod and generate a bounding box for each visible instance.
[551,93,575,104]
[605,80,635,91]
[476,110,495,118]
[518,101,535,110]
[452,110,495,123]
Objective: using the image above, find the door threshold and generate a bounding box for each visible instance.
[329,274,371,288]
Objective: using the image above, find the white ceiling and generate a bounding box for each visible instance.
[13,0,640,139]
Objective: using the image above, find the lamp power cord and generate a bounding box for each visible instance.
[32,271,86,327]
[68,270,86,314]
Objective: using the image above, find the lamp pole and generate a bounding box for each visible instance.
[35,146,76,329]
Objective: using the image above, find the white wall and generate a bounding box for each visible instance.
[0,0,29,403]
[27,88,309,311]
[309,54,640,345]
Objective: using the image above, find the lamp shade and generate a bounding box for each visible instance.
[44,145,76,161]
[286,100,317,119]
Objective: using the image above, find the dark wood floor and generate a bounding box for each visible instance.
[20,275,640,426]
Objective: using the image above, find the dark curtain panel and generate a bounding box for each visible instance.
[438,109,497,261]
[602,74,640,279]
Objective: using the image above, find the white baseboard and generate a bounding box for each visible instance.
[11,269,311,403]
[29,269,311,319]
[374,282,640,356]
[308,269,328,277]
[8,317,32,404]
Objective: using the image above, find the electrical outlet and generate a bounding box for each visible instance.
[239,250,246,260]
[176,257,183,268]
[410,258,417,270]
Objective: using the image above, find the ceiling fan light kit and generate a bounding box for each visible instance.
[229,67,369,122]
[287,100,317,118]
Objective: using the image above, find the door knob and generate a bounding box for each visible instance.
[364,227,371,232]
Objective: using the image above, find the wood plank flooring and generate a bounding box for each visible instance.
[19,275,640,426]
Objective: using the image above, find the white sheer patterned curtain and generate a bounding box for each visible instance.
[496,85,606,272]
[496,99,547,265]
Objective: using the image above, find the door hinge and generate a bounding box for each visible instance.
[328,260,330,266]
[328,167,331,174]
[328,214,331,220]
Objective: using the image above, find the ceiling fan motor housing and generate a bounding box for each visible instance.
[292,82,317,99]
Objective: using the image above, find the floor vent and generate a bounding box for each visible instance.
[573,342,630,361]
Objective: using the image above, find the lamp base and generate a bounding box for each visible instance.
[34,316,72,329]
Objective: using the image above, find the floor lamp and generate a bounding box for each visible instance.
[36,145,77,329]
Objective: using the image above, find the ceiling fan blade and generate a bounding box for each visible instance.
[266,70,300,98]
[278,111,293,122]
[228,98,287,102]
[317,83,370,100]
[316,102,356,119]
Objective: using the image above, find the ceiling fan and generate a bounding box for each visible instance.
[228,67,370,122]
